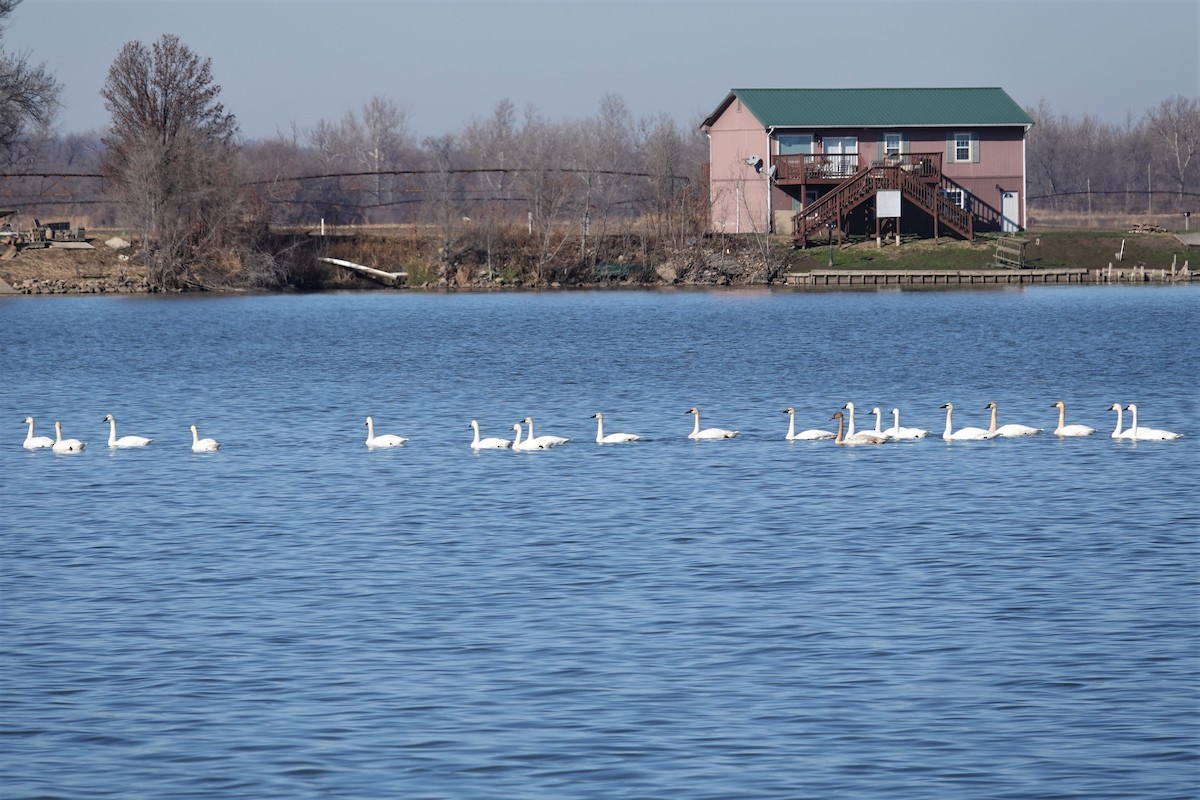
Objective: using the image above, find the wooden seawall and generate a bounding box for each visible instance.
[785,269,1091,286]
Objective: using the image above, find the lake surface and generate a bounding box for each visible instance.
[2,285,1197,799]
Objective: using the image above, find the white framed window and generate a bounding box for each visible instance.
[950,131,977,163]
[884,133,903,157]
[941,188,966,208]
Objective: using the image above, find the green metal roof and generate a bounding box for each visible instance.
[707,88,1034,128]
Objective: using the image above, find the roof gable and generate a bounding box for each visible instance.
[704,88,1034,129]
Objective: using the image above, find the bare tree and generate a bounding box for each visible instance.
[1146,95,1200,201]
[0,0,61,163]
[101,33,240,288]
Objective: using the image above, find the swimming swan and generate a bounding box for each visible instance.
[523,416,569,447]
[782,407,834,440]
[941,403,995,441]
[1108,403,1133,439]
[51,420,86,453]
[1124,404,1183,440]
[190,424,220,452]
[592,412,640,444]
[830,411,887,445]
[103,414,153,448]
[1051,401,1095,437]
[364,416,407,447]
[686,407,738,440]
[886,407,930,440]
[469,419,511,449]
[511,422,551,451]
[23,416,54,449]
[986,402,1043,437]
[869,407,896,440]
[842,402,865,438]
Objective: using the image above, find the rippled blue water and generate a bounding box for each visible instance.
[2,285,1197,799]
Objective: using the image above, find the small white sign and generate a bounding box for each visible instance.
[877,190,901,218]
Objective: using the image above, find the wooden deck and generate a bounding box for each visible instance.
[784,268,1093,286]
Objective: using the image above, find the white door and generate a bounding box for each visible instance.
[824,136,858,177]
[1001,191,1019,232]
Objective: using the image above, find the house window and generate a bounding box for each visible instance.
[941,188,966,208]
[777,134,813,155]
[952,132,975,163]
[884,133,903,157]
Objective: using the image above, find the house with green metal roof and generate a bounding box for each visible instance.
[700,88,1034,244]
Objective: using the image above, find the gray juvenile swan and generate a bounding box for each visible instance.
[830,411,886,446]
[23,416,54,449]
[591,412,640,444]
[104,414,153,448]
[1050,401,1095,437]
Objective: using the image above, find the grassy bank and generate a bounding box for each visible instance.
[1,227,1194,293]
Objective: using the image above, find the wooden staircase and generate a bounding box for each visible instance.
[791,159,989,245]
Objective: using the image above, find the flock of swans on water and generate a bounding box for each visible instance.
[21,401,1183,455]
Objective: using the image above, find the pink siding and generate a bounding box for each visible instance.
[704,100,772,233]
[704,95,1030,233]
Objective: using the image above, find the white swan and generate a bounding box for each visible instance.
[103,414,153,448]
[511,422,550,451]
[986,402,1043,437]
[869,407,896,440]
[190,424,220,452]
[364,416,406,447]
[469,419,511,449]
[842,402,864,438]
[885,407,930,440]
[686,407,738,440]
[523,416,569,447]
[51,420,86,453]
[1108,403,1133,439]
[1051,401,1095,437]
[592,412,640,444]
[782,407,834,440]
[23,416,54,449]
[1124,404,1183,440]
[941,403,995,441]
[830,410,887,445]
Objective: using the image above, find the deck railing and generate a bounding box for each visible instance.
[773,152,942,183]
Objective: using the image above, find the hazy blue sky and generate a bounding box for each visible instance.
[10,0,1199,141]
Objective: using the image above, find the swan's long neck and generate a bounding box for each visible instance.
[470,421,481,447]
[786,411,795,439]
[26,419,35,440]
[512,424,523,447]
[845,404,856,437]
[595,415,604,440]
[988,405,998,433]
[1127,405,1138,434]
[872,409,884,434]
[526,419,536,439]
[691,412,701,436]
[365,418,374,442]
[943,406,954,438]
[55,421,63,444]
[108,417,119,446]
[1111,406,1124,436]
[892,408,901,430]
[192,425,200,444]
[1057,405,1067,431]
[834,414,845,445]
